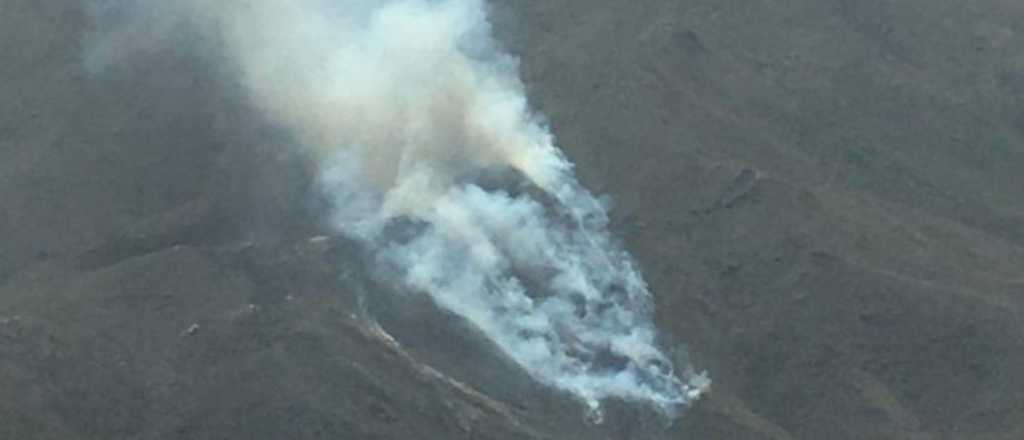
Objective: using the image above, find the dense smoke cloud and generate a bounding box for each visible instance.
[88,0,708,416]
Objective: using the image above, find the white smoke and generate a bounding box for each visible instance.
[88,0,708,416]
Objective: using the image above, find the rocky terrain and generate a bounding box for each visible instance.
[2,0,1024,439]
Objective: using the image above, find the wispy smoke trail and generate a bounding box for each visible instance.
[89,0,708,415]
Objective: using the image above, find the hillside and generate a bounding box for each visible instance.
[2,1,1023,439]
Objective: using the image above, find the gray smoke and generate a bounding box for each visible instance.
[88,0,709,416]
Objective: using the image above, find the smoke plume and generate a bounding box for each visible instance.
[88,0,708,416]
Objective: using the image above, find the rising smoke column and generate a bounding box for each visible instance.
[89,0,708,416]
